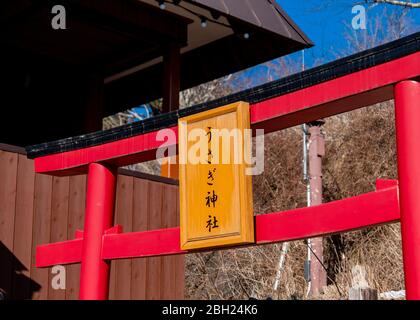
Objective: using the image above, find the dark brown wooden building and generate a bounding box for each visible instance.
[0,0,311,147]
[0,0,311,299]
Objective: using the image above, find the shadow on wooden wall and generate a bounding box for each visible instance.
[0,144,184,300]
[0,241,41,300]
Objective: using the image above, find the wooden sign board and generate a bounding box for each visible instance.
[179,101,254,250]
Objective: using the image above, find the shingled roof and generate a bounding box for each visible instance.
[190,0,312,45]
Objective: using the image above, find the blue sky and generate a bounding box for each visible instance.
[280,0,420,66]
[230,1,419,89]
[136,1,419,111]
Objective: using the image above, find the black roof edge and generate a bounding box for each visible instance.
[184,0,313,47]
[26,31,420,159]
[269,0,314,46]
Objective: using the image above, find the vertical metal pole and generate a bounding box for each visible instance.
[308,121,327,296]
[79,163,117,300]
[302,124,312,297]
[394,80,420,300]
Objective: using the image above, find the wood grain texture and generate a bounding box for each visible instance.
[0,151,18,299]
[174,185,185,299]
[161,184,178,299]
[12,155,35,299]
[31,173,53,300]
[113,175,133,300]
[179,102,254,250]
[48,176,70,300]
[0,150,184,300]
[146,182,164,300]
[66,175,86,300]
[131,179,149,299]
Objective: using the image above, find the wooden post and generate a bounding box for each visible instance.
[162,42,180,114]
[394,80,420,300]
[161,42,181,178]
[84,76,104,133]
[348,265,378,300]
[79,163,117,300]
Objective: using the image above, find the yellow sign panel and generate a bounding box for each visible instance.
[179,101,254,250]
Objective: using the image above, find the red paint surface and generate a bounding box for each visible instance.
[32,51,420,300]
[35,128,176,174]
[394,80,420,300]
[36,181,399,267]
[250,53,419,127]
[79,163,117,300]
[34,52,420,174]
[102,227,187,260]
[256,180,399,243]
[36,238,83,267]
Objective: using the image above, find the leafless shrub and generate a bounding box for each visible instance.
[186,100,404,300]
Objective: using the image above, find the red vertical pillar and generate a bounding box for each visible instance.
[79,163,117,300]
[394,80,420,300]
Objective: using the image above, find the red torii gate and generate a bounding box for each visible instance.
[33,50,420,300]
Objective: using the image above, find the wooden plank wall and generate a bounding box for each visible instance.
[0,146,184,300]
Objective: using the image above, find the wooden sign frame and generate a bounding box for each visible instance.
[179,101,254,250]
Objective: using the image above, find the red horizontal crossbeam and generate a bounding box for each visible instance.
[36,239,83,267]
[102,227,186,260]
[34,52,420,174]
[251,52,419,133]
[36,180,399,268]
[256,179,399,243]
[35,129,174,175]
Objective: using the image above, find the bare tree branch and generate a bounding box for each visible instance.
[371,0,420,8]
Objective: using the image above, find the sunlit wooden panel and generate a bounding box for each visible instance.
[178,102,254,250]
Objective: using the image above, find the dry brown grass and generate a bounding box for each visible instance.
[185,100,404,300]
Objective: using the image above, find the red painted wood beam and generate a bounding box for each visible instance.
[36,238,83,267]
[79,163,117,300]
[394,80,420,300]
[251,52,419,134]
[102,227,187,260]
[256,179,399,243]
[36,225,122,268]
[36,180,399,267]
[34,52,420,175]
[35,129,174,175]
